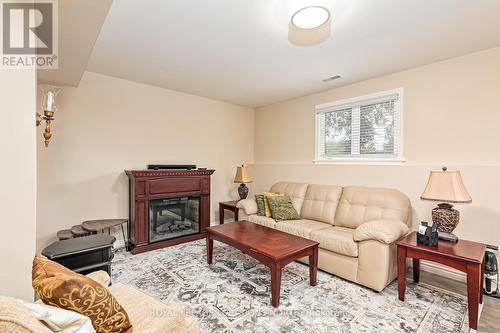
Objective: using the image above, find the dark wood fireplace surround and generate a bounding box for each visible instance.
[125,169,215,254]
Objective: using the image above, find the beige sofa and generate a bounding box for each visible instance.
[237,182,411,292]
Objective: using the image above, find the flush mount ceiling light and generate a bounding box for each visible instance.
[288,6,331,46]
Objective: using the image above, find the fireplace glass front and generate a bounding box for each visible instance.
[149,196,200,243]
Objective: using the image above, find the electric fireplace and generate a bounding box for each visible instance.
[149,196,200,243]
[126,168,215,254]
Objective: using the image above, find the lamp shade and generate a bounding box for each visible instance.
[421,167,472,203]
[40,85,62,113]
[234,165,252,183]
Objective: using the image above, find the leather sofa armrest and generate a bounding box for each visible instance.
[86,270,111,287]
[236,198,258,215]
[354,220,409,244]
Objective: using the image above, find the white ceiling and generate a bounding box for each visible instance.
[87,0,500,108]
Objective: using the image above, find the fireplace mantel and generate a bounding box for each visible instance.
[126,169,215,177]
[126,169,215,254]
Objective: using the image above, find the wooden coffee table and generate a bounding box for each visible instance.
[397,231,486,330]
[206,221,319,307]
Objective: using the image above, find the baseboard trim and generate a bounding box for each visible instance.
[211,219,233,225]
[416,260,466,283]
[417,261,500,292]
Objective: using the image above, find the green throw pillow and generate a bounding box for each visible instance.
[255,194,265,216]
[267,195,300,221]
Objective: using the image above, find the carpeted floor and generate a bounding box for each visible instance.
[112,240,469,333]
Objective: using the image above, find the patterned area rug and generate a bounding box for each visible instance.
[112,240,469,333]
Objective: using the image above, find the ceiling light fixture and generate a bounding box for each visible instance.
[288,6,331,46]
[292,6,330,29]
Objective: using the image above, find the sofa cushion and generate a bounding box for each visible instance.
[310,227,358,257]
[270,182,308,214]
[301,184,343,224]
[108,283,198,333]
[334,186,410,229]
[267,195,300,221]
[247,214,277,228]
[275,219,331,239]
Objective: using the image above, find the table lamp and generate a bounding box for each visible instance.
[420,167,472,242]
[234,165,252,199]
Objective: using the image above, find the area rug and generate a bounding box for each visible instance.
[112,240,469,333]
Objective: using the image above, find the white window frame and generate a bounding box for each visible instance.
[314,88,405,164]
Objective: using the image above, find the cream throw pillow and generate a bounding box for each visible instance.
[0,296,53,333]
[21,300,96,333]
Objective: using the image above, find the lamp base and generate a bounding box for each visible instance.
[437,231,459,242]
[432,203,460,234]
[238,183,248,200]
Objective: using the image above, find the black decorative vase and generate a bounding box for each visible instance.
[238,183,248,200]
[432,203,459,233]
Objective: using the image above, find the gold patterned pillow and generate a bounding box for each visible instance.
[32,256,132,333]
[263,192,284,217]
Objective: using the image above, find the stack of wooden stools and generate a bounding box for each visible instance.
[56,219,128,250]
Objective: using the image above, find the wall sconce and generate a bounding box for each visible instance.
[37,85,61,147]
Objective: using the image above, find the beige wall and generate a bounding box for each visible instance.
[0,69,37,299]
[37,72,254,250]
[253,47,500,248]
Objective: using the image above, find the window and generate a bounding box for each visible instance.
[315,89,403,162]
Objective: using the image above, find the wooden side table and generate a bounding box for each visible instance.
[218,200,239,224]
[397,231,486,330]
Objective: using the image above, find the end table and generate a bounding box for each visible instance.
[219,200,239,224]
[397,231,486,330]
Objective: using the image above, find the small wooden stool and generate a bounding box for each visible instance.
[71,224,92,238]
[82,219,128,250]
[56,229,73,240]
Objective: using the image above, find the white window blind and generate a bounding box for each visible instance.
[315,89,403,162]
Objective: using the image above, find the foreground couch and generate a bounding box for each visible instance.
[0,271,198,333]
[237,182,411,292]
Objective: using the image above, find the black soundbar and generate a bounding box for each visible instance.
[147,164,197,170]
